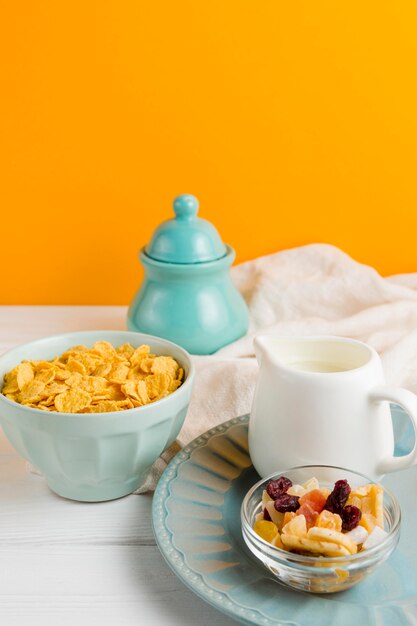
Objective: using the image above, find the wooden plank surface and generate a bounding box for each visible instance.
[0,307,239,626]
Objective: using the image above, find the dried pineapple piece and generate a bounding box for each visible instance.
[347,495,362,509]
[348,484,383,528]
[287,483,306,496]
[271,533,286,550]
[316,510,342,532]
[307,527,357,555]
[261,489,273,509]
[302,477,319,493]
[282,514,307,537]
[282,511,296,527]
[359,513,378,533]
[264,501,285,529]
[281,533,350,557]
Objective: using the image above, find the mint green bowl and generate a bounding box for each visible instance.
[0,331,194,502]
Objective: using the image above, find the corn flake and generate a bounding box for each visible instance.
[1,342,184,414]
[16,363,34,390]
[18,380,46,404]
[54,388,92,413]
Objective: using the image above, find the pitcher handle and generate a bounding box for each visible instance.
[369,386,417,474]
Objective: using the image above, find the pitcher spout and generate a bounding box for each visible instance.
[254,335,301,369]
[254,335,275,366]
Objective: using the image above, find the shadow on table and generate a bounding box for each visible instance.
[125,494,239,626]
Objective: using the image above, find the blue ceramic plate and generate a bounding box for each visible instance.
[152,408,417,626]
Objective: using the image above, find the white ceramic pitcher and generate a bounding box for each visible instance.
[249,335,417,480]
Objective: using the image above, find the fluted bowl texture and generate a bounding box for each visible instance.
[0,330,194,501]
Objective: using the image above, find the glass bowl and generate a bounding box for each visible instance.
[241,465,401,593]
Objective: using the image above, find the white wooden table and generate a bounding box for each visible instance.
[0,307,238,626]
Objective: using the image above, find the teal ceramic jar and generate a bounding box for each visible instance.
[128,194,249,355]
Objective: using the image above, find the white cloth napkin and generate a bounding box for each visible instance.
[136,243,417,492]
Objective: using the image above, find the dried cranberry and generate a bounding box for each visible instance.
[274,493,300,513]
[266,476,292,500]
[325,479,351,514]
[341,505,362,531]
[263,508,271,521]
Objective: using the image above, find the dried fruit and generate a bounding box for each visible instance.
[341,505,362,531]
[254,520,279,543]
[253,475,384,559]
[348,484,384,528]
[301,477,319,493]
[359,513,378,533]
[271,533,285,550]
[362,526,388,550]
[282,513,307,537]
[297,502,319,529]
[281,533,351,557]
[264,501,285,528]
[261,489,273,509]
[282,511,296,527]
[287,483,306,496]
[307,526,357,555]
[316,510,342,532]
[325,479,351,513]
[344,525,368,546]
[266,476,292,500]
[274,493,300,513]
[299,489,327,513]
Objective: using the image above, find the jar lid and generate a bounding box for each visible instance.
[144,194,227,264]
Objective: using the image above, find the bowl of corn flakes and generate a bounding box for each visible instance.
[0,330,194,501]
[241,466,401,593]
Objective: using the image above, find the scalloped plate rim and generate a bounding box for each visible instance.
[153,415,304,626]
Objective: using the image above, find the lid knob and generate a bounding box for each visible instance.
[173,194,199,220]
[144,194,228,263]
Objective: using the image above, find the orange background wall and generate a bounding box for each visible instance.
[1,1,416,305]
